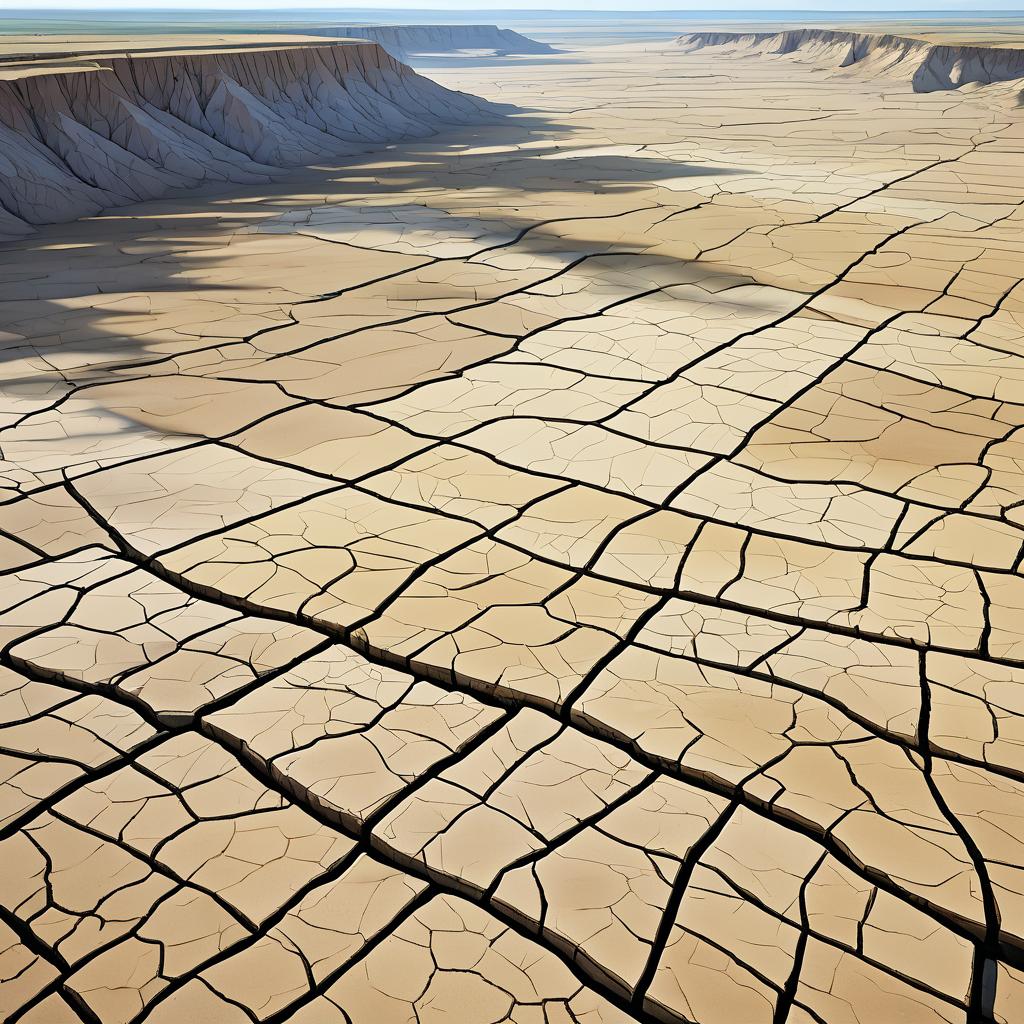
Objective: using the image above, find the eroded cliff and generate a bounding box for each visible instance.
[678,28,1024,94]
[313,24,555,60]
[0,42,499,236]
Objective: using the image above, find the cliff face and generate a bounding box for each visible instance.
[677,29,1024,94]
[313,25,555,59]
[0,42,499,237]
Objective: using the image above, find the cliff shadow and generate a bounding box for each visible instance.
[0,104,758,449]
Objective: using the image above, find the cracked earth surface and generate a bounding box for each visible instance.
[2,38,1024,1024]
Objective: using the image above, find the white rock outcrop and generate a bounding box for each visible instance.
[677,28,1024,94]
[0,42,500,237]
[314,24,555,60]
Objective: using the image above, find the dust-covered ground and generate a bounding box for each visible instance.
[2,33,1024,1024]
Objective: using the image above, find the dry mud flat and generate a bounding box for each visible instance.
[2,31,1024,1024]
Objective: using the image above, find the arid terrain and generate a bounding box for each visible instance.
[2,18,1024,1024]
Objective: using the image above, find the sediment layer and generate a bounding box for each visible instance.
[314,24,555,59]
[0,42,498,236]
[678,28,1024,93]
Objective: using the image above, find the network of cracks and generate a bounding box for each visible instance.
[2,41,1024,1024]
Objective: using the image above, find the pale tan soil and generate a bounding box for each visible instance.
[1,37,1024,1024]
[0,32,350,54]
[0,33,380,77]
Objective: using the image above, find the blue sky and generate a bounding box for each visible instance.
[12,1,1024,10]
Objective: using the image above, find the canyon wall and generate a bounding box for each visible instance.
[313,24,555,59]
[678,28,1024,93]
[0,42,500,237]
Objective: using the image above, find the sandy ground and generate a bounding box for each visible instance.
[2,36,1024,1024]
